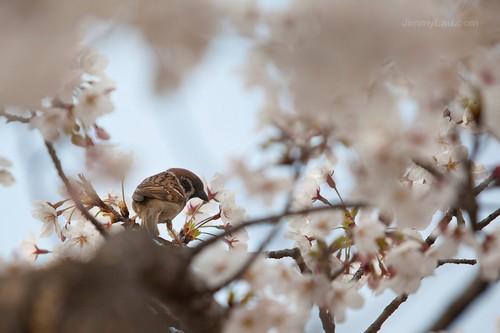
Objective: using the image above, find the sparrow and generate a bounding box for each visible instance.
[132,168,208,236]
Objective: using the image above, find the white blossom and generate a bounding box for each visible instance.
[32,200,63,240]
[353,214,386,257]
[219,190,246,224]
[309,210,343,239]
[380,240,437,295]
[478,226,500,280]
[53,220,104,261]
[325,281,364,323]
[207,172,226,201]
[73,77,115,129]
[193,243,252,288]
[29,108,70,142]
[19,232,49,262]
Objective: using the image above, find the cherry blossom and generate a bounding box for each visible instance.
[19,232,50,262]
[325,280,364,323]
[380,240,437,295]
[223,304,273,333]
[193,243,253,288]
[207,172,226,201]
[219,190,246,224]
[478,226,500,280]
[353,214,386,257]
[308,210,343,240]
[73,77,115,129]
[53,220,104,261]
[29,107,71,142]
[32,200,64,240]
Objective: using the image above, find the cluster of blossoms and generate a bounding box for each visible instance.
[24,172,248,263]
[24,187,128,262]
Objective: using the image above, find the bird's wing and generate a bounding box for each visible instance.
[132,171,185,205]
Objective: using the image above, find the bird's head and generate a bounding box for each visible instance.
[168,168,208,202]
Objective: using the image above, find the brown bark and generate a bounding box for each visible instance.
[0,231,224,333]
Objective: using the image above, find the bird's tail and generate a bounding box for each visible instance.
[140,210,160,236]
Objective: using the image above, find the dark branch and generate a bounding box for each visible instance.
[437,258,477,267]
[204,221,284,294]
[473,173,496,196]
[412,158,446,183]
[330,256,356,281]
[476,207,500,230]
[190,203,366,259]
[78,174,135,227]
[0,231,225,333]
[45,141,109,238]
[266,247,311,274]
[319,307,335,333]
[265,248,297,259]
[364,294,408,333]
[425,172,496,246]
[350,266,365,283]
[0,110,31,123]
[428,274,490,332]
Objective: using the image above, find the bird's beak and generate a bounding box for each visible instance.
[199,190,209,202]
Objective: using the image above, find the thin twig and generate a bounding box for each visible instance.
[330,256,356,281]
[265,248,297,259]
[412,158,446,183]
[473,173,496,196]
[425,173,496,246]
[319,307,335,333]
[364,294,408,333]
[350,266,365,283]
[476,207,500,230]
[45,141,109,238]
[196,165,307,294]
[266,248,311,274]
[78,174,134,227]
[0,110,31,123]
[205,221,283,294]
[437,258,477,267]
[189,203,366,259]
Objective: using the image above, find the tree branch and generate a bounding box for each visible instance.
[0,231,225,333]
[364,294,408,333]
[189,203,366,259]
[425,172,497,246]
[473,173,496,196]
[476,207,500,230]
[427,274,490,332]
[319,307,335,333]
[365,174,496,333]
[0,110,31,123]
[330,256,356,281]
[204,220,284,294]
[266,247,311,274]
[437,258,477,267]
[77,173,135,227]
[45,141,109,238]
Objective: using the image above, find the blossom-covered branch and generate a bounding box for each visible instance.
[45,141,109,238]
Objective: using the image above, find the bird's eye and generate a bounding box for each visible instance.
[181,178,192,192]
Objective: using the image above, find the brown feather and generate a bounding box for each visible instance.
[132,168,208,237]
[132,171,185,205]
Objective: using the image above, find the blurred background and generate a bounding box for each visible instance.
[1,1,499,332]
